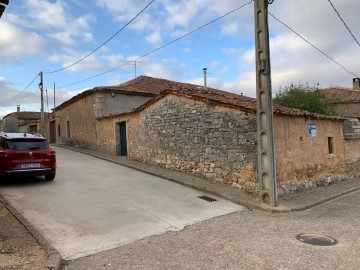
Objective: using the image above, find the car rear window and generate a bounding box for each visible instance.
[5,140,49,151]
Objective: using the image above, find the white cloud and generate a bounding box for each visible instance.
[141,60,185,80]
[0,21,43,64]
[102,54,127,67]
[221,22,240,38]
[48,53,103,73]
[145,31,162,45]
[7,0,94,47]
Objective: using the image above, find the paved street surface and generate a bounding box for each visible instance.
[0,147,245,260]
[64,190,360,270]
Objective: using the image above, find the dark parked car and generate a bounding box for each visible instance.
[0,132,56,180]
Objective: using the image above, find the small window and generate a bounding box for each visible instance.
[66,121,70,138]
[328,137,334,154]
[57,125,61,137]
[308,123,317,138]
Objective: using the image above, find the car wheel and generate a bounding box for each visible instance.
[45,173,56,181]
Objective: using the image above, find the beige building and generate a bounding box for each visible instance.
[96,83,349,196]
[52,76,163,147]
[323,78,360,117]
[1,106,42,133]
[53,76,360,196]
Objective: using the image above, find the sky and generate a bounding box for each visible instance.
[0,0,359,118]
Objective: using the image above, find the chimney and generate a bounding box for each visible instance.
[203,68,207,91]
[354,78,360,89]
[16,105,20,113]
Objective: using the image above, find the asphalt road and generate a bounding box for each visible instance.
[64,189,360,270]
[0,146,245,260]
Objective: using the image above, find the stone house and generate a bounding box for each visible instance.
[322,78,360,117]
[52,76,165,147]
[96,83,348,196]
[1,106,42,133]
[52,75,250,147]
[53,75,360,195]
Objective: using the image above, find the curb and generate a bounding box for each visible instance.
[0,194,62,270]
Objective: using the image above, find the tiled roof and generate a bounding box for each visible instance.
[322,87,360,104]
[55,75,342,120]
[56,75,252,110]
[17,111,42,120]
[99,79,343,121]
[3,111,42,120]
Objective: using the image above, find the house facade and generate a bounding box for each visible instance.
[53,75,360,196]
[2,106,42,133]
[52,76,208,147]
[97,86,347,196]
[323,78,360,117]
[52,77,166,147]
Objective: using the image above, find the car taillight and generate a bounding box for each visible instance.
[46,149,56,156]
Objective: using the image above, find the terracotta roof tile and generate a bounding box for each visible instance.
[322,87,360,103]
[98,77,343,121]
[17,111,42,120]
[54,75,343,121]
[3,111,42,120]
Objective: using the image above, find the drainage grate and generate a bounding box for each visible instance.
[296,233,338,246]
[197,195,217,202]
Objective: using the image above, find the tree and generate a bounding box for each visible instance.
[273,82,336,115]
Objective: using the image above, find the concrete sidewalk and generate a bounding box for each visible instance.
[55,144,360,213]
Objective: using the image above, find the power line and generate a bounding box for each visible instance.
[57,0,254,89]
[44,0,156,74]
[327,0,360,48]
[0,73,39,106]
[268,12,360,78]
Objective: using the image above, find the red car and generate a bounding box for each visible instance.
[0,132,56,181]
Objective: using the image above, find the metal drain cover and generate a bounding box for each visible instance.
[296,233,338,246]
[197,195,217,202]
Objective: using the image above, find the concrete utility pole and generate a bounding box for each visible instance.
[254,0,277,206]
[39,71,45,136]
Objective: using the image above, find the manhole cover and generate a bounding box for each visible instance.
[197,195,217,202]
[296,233,338,246]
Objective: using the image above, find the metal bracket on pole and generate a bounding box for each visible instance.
[254,0,277,206]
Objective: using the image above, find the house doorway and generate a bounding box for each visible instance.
[49,121,56,143]
[116,122,128,156]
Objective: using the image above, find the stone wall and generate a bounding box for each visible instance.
[343,118,360,133]
[127,94,259,191]
[97,93,356,196]
[335,103,360,118]
[55,92,152,149]
[56,93,98,149]
[98,114,141,155]
[344,134,360,178]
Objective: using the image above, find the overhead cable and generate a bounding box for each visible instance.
[268,12,360,78]
[44,0,156,74]
[57,0,254,89]
[327,0,360,47]
[0,73,39,106]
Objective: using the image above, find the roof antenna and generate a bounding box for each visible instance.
[203,68,207,91]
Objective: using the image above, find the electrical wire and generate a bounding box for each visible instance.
[57,0,254,89]
[268,12,360,78]
[0,73,39,106]
[327,0,360,47]
[44,0,156,74]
